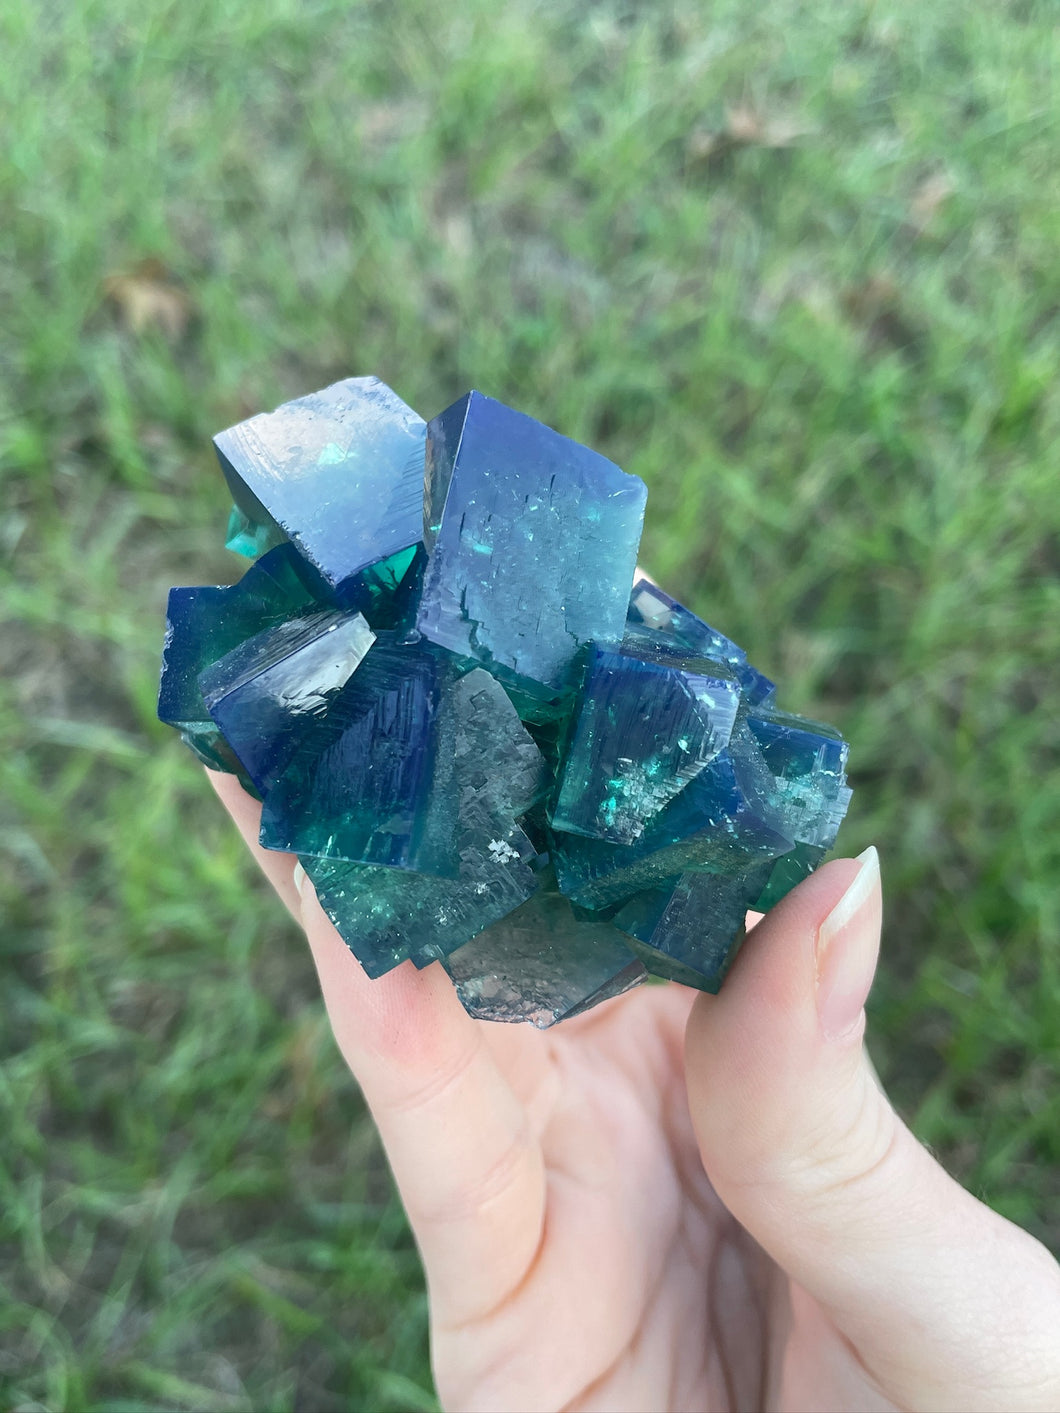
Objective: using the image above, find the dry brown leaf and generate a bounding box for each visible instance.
[725,104,810,148]
[910,171,956,229]
[842,274,901,323]
[686,126,721,162]
[842,273,922,355]
[103,257,193,340]
[725,103,762,143]
[357,98,427,149]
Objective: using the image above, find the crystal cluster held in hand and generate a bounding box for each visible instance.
[158,378,852,1027]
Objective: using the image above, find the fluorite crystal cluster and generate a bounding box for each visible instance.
[158,378,852,1027]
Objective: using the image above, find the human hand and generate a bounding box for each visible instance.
[209,768,1060,1412]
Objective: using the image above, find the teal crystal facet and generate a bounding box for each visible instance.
[214,376,427,595]
[416,392,647,693]
[550,643,740,844]
[158,380,853,1024]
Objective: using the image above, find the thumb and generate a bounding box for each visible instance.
[685,849,1060,1410]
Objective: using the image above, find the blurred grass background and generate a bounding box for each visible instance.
[2,0,1059,1406]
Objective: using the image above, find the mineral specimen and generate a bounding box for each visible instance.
[158,377,852,1026]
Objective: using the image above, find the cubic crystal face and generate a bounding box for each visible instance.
[200,610,378,798]
[416,392,647,693]
[158,380,853,1026]
[214,376,427,594]
[550,644,740,844]
[255,633,442,869]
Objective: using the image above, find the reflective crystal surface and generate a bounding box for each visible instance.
[444,883,648,1027]
[256,633,442,868]
[551,644,740,844]
[214,376,427,594]
[301,824,542,980]
[416,392,647,692]
[413,668,550,878]
[746,708,852,849]
[225,504,286,560]
[159,379,853,1024]
[158,542,321,784]
[612,863,774,993]
[201,610,377,797]
[625,577,776,706]
[551,723,797,910]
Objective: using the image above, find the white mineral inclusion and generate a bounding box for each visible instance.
[488,839,519,863]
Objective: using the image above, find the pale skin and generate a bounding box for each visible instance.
[210,768,1060,1412]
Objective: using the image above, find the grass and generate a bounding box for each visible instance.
[2,0,1059,1405]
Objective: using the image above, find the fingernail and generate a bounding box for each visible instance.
[815,846,881,1041]
[292,862,307,898]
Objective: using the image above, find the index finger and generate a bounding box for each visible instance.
[205,768,549,1331]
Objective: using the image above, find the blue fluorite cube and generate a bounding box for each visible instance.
[552,722,796,909]
[413,668,550,877]
[550,644,740,844]
[747,707,852,849]
[625,578,776,706]
[158,543,322,780]
[200,610,376,797]
[214,377,427,594]
[256,633,443,868]
[416,392,647,692]
[299,672,550,972]
[611,863,775,992]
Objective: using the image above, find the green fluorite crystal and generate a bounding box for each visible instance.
[225,504,286,559]
[550,644,740,844]
[444,883,648,1027]
[416,392,646,693]
[158,380,853,1025]
[256,633,442,868]
[200,610,377,798]
[612,864,775,993]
